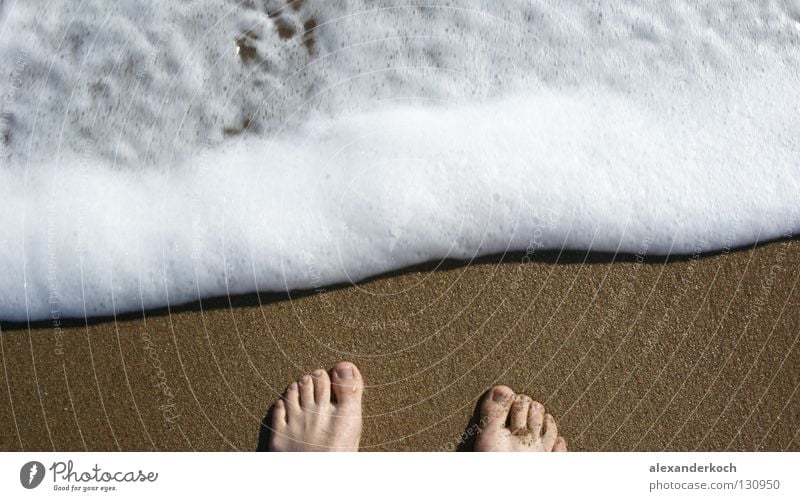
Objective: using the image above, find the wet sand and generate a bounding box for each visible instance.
[1,240,799,451]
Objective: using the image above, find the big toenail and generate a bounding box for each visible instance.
[493,389,509,403]
[336,366,354,379]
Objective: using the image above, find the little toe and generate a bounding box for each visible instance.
[272,399,287,429]
[554,436,568,452]
[542,413,558,450]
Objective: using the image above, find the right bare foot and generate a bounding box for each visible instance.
[475,385,568,452]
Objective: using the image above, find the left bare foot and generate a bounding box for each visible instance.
[269,361,363,452]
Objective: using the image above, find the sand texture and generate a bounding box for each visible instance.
[1,240,798,451]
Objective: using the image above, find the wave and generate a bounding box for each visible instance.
[0,0,799,321]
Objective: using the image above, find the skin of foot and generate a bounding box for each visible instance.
[269,361,364,452]
[475,385,568,452]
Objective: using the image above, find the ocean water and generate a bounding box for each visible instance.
[0,0,798,321]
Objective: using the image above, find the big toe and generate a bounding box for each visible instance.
[331,361,363,409]
[480,385,514,426]
[475,386,514,452]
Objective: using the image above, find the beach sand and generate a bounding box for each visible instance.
[1,239,798,451]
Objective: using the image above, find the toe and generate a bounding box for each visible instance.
[554,436,568,452]
[312,369,331,404]
[479,386,514,429]
[331,361,363,408]
[272,399,287,429]
[285,381,301,419]
[510,395,532,433]
[475,386,514,451]
[299,374,315,408]
[527,400,545,437]
[542,413,558,450]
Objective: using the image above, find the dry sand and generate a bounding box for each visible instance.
[1,239,798,451]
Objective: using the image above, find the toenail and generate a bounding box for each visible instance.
[289,382,298,391]
[301,375,311,384]
[336,366,354,379]
[313,369,325,377]
[493,388,509,403]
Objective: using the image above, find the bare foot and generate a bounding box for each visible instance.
[474,385,568,452]
[269,361,363,452]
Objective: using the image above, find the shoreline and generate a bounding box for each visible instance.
[2,238,792,331]
[1,239,798,451]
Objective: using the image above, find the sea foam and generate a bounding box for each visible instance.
[0,0,798,321]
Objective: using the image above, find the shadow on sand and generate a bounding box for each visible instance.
[0,240,790,333]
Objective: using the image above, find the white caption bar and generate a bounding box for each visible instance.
[1,452,798,500]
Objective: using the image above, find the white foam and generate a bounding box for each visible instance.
[0,0,799,321]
